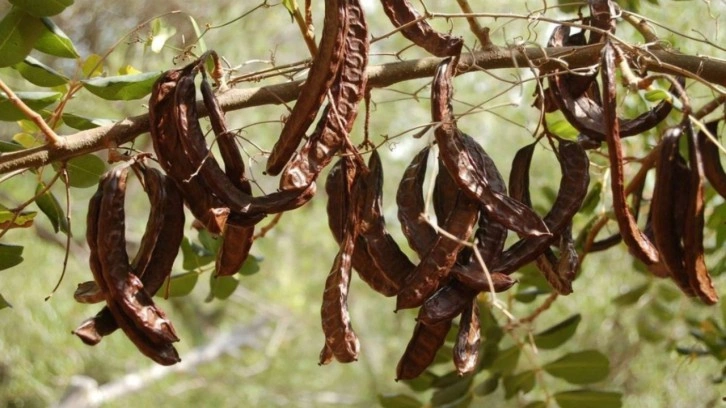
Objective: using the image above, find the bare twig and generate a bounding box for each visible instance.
[0,79,62,146]
[455,0,494,49]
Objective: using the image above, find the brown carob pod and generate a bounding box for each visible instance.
[431,58,550,238]
[379,0,463,57]
[267,0,349,175]
[396,317,452,381]
[281,0,369,190]
[683,122,719,304]
[601,42,660,266]
[397,146,437,258]
[453,299,480,376]
[320,156,363,363]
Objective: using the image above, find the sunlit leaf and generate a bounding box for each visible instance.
[81,71,162,100]
[13,132,42,148]
[0,8,43,67]
[554,390,622,408]
[13,56,68,87]
[0,293,11,310]
[0,91,61,121]
[533,314,581,350]
[546,111,579,140]
[524,401,547,408]
[61,154,106,188]
[163,271,198,298]
[118,65,141,75]
[543,350,609,384]
[281,0,296,20]
[81,54,104,78]
[0,209,36,230]
[8,0,74,17]
[149,18,176,53]
[34,17,78,58]
[188,15,207,53]
[61,113,114,130]
[207,273,239,301]
[35,182,68,233]
[181,237,215,270]
[0,244,24,271]
[198,229,221,254]
[378,393,423,408]
[503,370,535,399]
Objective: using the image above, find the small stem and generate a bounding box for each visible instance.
[291,0,317,57]
[0,79,62,146]
[455,0,494,49]
[621,12,659,44]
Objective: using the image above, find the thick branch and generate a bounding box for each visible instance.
[1,44,724,174]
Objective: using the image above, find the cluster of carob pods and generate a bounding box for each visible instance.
[71,0,721,378]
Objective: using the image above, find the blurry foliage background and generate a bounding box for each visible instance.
[0,0,726,407]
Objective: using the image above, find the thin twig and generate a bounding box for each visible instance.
[0,79,61,146]
[455,0,494,49]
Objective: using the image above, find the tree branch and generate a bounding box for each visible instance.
[1,44,724,175]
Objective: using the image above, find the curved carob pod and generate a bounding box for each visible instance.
[651,128,696,296]
[453,299,480,376]
[200,77,256,277]
[281,0,369,190]
[326,155,413,296]
[601,42,660,266]
[396,146,437,258]
[266,0,349,175]
[683,122,719,304]
[74,167,185,343]
[379,0,463,57]
[491,140,589,282]
[75,167,180,365]
[698,121,726,198]
[547,25,684,144]
[149,67,230,235]
[431,58,550,238]
[320,156,363,363]
[396,316,452,381]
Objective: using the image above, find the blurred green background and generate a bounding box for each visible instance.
[0,0,725,407]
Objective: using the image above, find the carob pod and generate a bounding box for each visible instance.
[76,168,180,365]
[546,25,683,144]
[431,57,550,238]
[96,167,179,345]
[491,140,589,281]
[651,128,696,295]
[396,146,437,258]
[453,299,480,376]
[601,42,660,266]
[320,156,363,363]
[697,121,726,198]
[683,122,719,304]
[200,77,256,276]
[379,0,463,57]
[149,67,230,235]
[396,316,452,381]
[281,0,370,189]
[267,0,349,175]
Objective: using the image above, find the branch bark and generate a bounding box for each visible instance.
[1,44,724,175]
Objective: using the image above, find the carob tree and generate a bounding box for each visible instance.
[0,0,725,406]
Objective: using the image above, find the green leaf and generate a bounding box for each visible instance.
[524,401,547,408]
[491,345,520,375]
[473,375,499,396]
[533,314,581,350]
[81,71,162,100]
[198,229,221,254]
[187,15,207,52]
[0,91,61,121]
[61,113,114,130]
[612,282,650,306]
[514,286,550,303]
[554,390,622,408]
[281,0,296,20]
[8,0,74,17]
[0,140,24,152]
[431,376,473,407]
[35,182,68,233]
[164,272,199,298]
[81,54,104,78]
[432,393,472,408]
[149,18,176,53]
[401,370,437,392]
[543,350,609,384]
[13,132,42,148]
[0,244,24,271]
[207,274,239,301]
[0,210,36,229]
[34,17,78,58]
[0,293,12,310]
[61,154,106,188]
[643,89,670,102]
[502,370,535,399]
[545,111,579,140]
[239,255,262,275]
[13,56,68,87]
[636,314,665,343]
[578,181,602,216]
[377,394,423,408]
[0,8,43,67]
[181,237,215,270]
